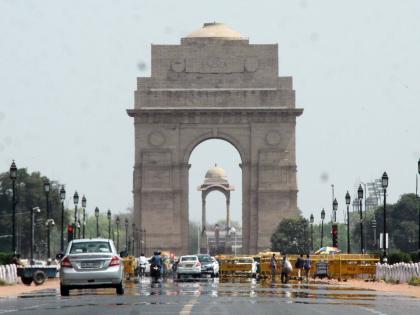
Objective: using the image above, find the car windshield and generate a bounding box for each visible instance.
[181,256,197,262]
[70,241,111,254]
[197,255,211,263]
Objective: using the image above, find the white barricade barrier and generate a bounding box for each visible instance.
[0,264,18,284]
[376,262,420,283]
[0,265,5,282]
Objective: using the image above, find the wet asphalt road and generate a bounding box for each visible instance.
[1,277,419,315]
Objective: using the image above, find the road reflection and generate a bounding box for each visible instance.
[15,276,391,306]
[121,276,380,303]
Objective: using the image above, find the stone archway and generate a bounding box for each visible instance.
[127,22,303,255]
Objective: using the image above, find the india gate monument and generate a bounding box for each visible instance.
[127,22,303,255]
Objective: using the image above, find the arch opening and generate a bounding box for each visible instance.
[188,139,242,255]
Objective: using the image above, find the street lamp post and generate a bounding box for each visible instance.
[107,210,112,239]
[381,172,389,261]
[95,207,100,237]
[82,195,87,239]
[125,218,129,254]
[132,223,136,256]
[332,198,338,248]
[309,214,314,252]
[417,158,420,260]
[31,207,40,264]
[9,161,17,254]
[371,219,377,250]
[345,191,351,254]
[59,186,66,251]
[141,228,147,256]
[320,208,325,248]
[116,216,120,252]
[358,184,364,254]
[73,192,79,239]
[230,227,237,256]
[214,224,220,255]
[43,178,51,259]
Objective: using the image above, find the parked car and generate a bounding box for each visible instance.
[176,255,201,279]
[58,239,124,296]
[196,254,219,277]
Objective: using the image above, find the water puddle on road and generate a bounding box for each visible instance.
[11,277,417,307]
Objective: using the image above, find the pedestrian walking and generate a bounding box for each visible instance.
[281,254,292,284]
[295,254,305,281]
[270,253,277,280]
[304,254,312,283]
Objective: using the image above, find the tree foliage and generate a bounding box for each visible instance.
[0,168,68,256]
[0,167,133,259]
[303,193,419,255]
[271,216,310,254]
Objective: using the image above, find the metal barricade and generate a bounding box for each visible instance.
[219,256,255,278]
[123,256,137,280]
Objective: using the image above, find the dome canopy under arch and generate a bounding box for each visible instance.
[198,164,235,191]
[205,164,227,181]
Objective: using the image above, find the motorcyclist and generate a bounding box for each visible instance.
[151,251,163,268]
[150,251,163,281]
[138,253,148,277]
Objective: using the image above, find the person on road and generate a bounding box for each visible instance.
[281,254,292,284]
[138,253,148,277]
[270,253,277,279]
[151,251,163,267]
[150,251,163,283]
[295,254,305,281]
[304,254,312,283]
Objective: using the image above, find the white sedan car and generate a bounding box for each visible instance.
[176,255,201,279]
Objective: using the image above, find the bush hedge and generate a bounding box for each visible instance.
[387,251,413,264]
[0,252,13,265]
[409,252,420,263]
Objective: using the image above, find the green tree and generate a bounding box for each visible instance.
[308,193,419,255]
[0,167,133,258]
[0,168,70,257]
[271,216,310,254]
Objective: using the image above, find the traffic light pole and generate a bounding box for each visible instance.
[332,223,338,248]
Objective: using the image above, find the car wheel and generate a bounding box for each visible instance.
[60,284,70,296]
[21,276,32,285]
[33,270,46,286]
[116,282,124,295]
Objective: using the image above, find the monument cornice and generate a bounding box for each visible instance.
[127,107,303,124]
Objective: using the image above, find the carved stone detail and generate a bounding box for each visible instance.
[171,59,185,73]
[265,130,281,146]
[148,131,166,146]
[245,57,258,72]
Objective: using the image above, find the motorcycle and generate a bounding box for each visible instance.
[138,263,146,278]
[150,263,161,283]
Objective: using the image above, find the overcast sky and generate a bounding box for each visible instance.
[1,0,419,226]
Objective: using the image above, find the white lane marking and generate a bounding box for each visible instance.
[179,298,197,315]
[360,306,389,315]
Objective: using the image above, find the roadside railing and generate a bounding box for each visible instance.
[376,262,420,283]
[0,264,18,284]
